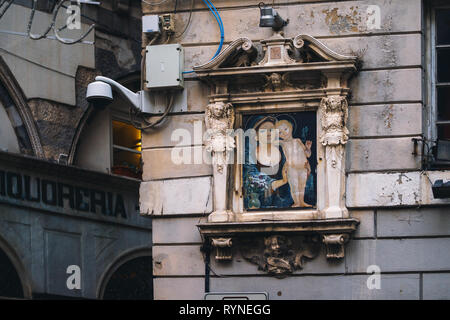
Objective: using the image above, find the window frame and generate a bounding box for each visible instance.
[231,104,324,219]
[110,110,143,179]
[424,1,450,167]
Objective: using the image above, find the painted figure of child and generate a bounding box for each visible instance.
[271,120,313,207]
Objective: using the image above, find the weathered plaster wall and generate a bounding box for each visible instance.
[141,0,450,300]
[0,4,95,106]
[0,2,141,162]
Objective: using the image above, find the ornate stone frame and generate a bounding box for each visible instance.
[195,33,360,275]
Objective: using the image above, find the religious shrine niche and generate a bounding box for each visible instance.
[242,111,317,211]
[194,33,360,276]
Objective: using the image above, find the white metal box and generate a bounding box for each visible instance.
[142,15,160,34]
[145,44,184,90]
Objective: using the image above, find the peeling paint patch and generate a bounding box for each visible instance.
[140,177,212,216]
[381,35,398,67]
[396,173,412,185]
[322,7,362,34]
[347,172,421,207]
[381,104,394,130]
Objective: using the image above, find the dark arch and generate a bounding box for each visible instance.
[0,56,44,158]
[0,234,32,299]
[97,247,152,300]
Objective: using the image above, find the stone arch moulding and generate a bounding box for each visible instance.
[195,33,360,276]
[0,56,44,158]
[0,233,33,298]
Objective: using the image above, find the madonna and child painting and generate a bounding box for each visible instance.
[243,112,317,210]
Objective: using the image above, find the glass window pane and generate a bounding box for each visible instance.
[112,120,142,179]
[112,120,141,151]
[438,86,450,121]
[438,123,450,140]
[113,149,141,169]
[437,48,450,83]
[436,9,450,45]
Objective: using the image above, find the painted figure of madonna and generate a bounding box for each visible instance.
[243,112,317,210]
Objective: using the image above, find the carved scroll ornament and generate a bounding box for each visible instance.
[211,237,233,261]
[323,234,349,259]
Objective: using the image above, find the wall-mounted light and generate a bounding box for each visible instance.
[259,2,288,31]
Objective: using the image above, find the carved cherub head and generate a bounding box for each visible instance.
[264,235,291,258]
[263,73,284,91]
[205,102,235,132]
[324,95,346,111]
[208,102,232,119]
[270,73,282,88]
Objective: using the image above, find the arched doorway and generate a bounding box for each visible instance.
[0,247,25,299]
[98,248,152,300]
[102,256,152,300]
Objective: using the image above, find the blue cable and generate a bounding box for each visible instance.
[183,0,224,74]
[204,0,224,59]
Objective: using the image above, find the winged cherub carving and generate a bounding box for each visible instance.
[205,102,235,171]
[320,95,349,146]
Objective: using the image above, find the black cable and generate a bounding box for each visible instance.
[129,93,174,130]
[174,0,194,39]
[205,248,210,293]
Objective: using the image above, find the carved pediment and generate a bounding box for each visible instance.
[193,33,357,73]
[193,38,258,71]
[193,33,358,101]
[291,34,357,63]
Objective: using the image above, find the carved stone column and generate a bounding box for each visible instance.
[320,95,349,218]
[205,101,235,222]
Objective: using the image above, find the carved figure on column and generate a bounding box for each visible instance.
[320,95,348,167]
[320,95,349,218]
[205,102,235,172]
[205,102,235,221]
[320,95,349,147]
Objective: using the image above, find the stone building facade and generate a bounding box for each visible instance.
[140,0,450,300]
[1,0,449,301]
[0,1,151,299]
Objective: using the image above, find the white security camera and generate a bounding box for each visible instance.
[86,80,113,109]
[86,76,141,111]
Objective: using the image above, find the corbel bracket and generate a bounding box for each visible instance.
[211,237,233,261]
[322,233,349,259]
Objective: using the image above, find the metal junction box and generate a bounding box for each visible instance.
[145,44,184,90]
[142,15,160,34]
